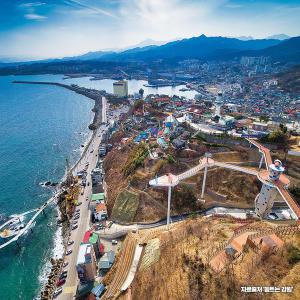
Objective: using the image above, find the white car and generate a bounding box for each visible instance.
[68,240,74,246]
[63,261,69,268]
[53,287,63,297]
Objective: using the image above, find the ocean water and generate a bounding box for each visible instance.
[61,77,198,99]
[0,75,94,299]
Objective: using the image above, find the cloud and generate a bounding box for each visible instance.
[19,2,46,8]
[117,0,225,42]
[2,0,299,60]
[24,13,47,20]
[63,0,118,18]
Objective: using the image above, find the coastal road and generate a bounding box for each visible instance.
[57,126,104,300]
[56,102,125,300]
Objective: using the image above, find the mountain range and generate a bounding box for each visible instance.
[0,34,299,75]
[75,34,300,63]
[234,34,291,41]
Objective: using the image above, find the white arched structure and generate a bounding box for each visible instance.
[149,140,300,228]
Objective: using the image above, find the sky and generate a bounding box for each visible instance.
[0,0,299,61]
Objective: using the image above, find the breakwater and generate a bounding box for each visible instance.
[13,80,103,130]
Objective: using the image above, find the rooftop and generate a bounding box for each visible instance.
[77,244,93,265]
[91,193,105,201]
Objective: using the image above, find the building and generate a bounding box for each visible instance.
[76,244,97,283]
[214,91,223,117]
[187,107,205,121]
[113,80,128,98]
[82,231,103,258]
[91,284,106,299]
[94,203,108,221]
[251,122,268,132]
[246,233,284,253]
[90,193,105,210]
[235,119,253,132]
[98,250,115,273]
[91,168,102,186]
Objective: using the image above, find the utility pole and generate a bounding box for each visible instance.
[201,166,207,199]
[259,154,264,169]
[201,152,211,199]
[167,186,172,230]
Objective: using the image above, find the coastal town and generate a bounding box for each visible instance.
[1,1,300,299]
[5,57,296,300]
[0,44,298,298]
[0,52,300,299]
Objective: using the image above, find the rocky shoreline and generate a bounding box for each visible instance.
[40,258,64,300]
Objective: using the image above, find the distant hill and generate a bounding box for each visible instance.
[98,34,281,61]
[235,34,291,41]
[235,36,254,41]
[1,35,300,75]
[67,35,290,62]
[98,35,300,63]
[53,39,167,62]
[239,36,300,63]
[266,34,291,40]
[62,50,115,61]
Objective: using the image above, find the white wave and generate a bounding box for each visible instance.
[37,206,64,292]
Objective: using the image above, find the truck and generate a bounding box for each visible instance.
[99,144,107,157]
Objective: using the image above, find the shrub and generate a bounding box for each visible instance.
[152,159,167,174]
[173,184,197,210]
[167,154,176,164]
[287,245,300,264]
[122,143,148,176]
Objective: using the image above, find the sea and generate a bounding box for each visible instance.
[0,74,197,299]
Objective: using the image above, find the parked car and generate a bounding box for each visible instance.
[72,225,78,230]
[62,262,69,268]
[77,202,82,206]
[107,221,113,228]
[68,240,74,246]
[73,215,80,220]
[56,279,66,287]
[53,288,63,297]
[66,249,72,255]
[268,213,278,220]
[112,240,118,245]
[73,220,78,225]
[59,273,67,280]
[95,224,104,230]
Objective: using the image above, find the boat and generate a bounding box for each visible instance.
[0,223,25,239]
[8,215,24,225]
